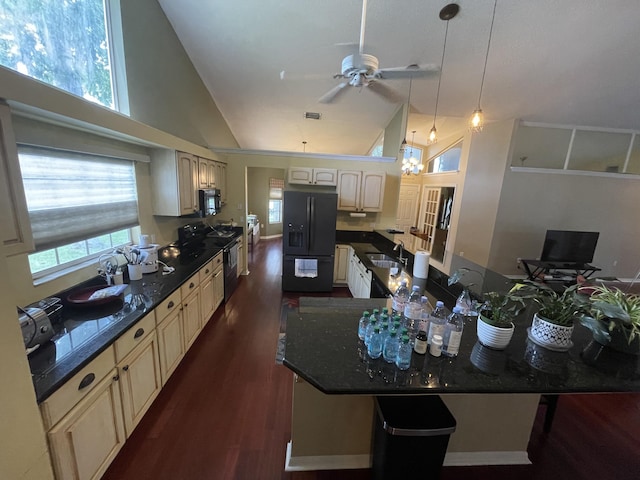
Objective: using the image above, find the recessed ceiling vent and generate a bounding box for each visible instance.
[304,112,321,120]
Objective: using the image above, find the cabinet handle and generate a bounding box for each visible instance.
[168,301,175,309]
[78,373,95,390]
[134,328,144,339]
[205,268,210,274]
[113,374,120,382]
[123,365,129,372]
[189,282,195,289]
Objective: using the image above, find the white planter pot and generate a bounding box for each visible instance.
[527,313,574,351]
[476,315,515,350]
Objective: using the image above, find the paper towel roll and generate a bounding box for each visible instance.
[413,251,430,279]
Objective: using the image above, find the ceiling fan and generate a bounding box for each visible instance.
[318,0,440,104]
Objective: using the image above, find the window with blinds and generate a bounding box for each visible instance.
[268,178,283,224]
[18,145,139,276]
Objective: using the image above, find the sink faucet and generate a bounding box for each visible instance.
[393,240,408,267]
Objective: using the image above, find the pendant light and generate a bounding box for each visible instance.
[429,3,459,145]
[470,0,497,132]
[400,76,414,154]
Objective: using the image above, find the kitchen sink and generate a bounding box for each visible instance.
[366,253,402,270]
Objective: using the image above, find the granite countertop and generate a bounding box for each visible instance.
[283,298,640,396]
[28,229,242,403]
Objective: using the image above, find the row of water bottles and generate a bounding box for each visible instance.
[358,308,413,370]
[390,279,465,357]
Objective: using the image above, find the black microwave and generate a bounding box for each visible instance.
[198,188,221,217]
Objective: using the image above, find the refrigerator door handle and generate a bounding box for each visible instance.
[309,196,315,252]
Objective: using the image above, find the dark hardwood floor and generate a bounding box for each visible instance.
[103,237,640,480]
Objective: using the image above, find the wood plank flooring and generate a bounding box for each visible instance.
[102,237,640,480]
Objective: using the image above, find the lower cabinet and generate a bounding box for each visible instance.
[213,263,224,310]
[118,332,162,437]
[333,244,350,284]
[347,249,372,298]
[182,284,202,351]
[47,370,125,480]
[157,304,185,385]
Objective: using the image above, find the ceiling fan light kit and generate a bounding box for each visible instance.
[470,0,497,133]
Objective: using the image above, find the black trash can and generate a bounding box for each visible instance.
[372,395,456,480]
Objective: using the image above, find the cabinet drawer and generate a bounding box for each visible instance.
[156,289,181,324]
[181,272,201,298]
[212,251,223,269]
[40,346,116,429]
[199,259,214,282]
[114,312,157,363]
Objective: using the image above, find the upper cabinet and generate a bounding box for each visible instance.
[152,150,227,216]
[288,167,338,186]
[0,102,34,256]
[337,170,386,212]
[151,150,199,216]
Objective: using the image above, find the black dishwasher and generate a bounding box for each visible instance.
[223,238,239,302]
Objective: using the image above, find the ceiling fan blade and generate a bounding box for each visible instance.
[367,81,403,103]
[279,70,327,81]
[375,64,440,79]
[318,82,349,103]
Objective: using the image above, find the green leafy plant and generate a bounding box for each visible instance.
[479,285,529,328]
[580,285,640,345]
[519,282,582,327]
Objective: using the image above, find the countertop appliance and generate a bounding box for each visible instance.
[282,191,337,292]
[19,297,61,352]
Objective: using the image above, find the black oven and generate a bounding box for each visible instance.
[198,188,221,217]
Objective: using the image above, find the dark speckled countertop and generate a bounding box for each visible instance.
[283,296,640,395]
[28,229,242,403]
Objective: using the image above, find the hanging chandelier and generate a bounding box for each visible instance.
[402,130,424,175]
[470,0,497,132]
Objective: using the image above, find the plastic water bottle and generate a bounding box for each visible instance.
[379,321,390,345]
[395,335,412,370]
[357,311,370,341]
[427,301,447,345]
[418,296,432,333]
[442,306,465,357]
[367,326,383,359]
[383,330,400,363]
[403,285,423,336]
[455,289,473,316]
[392,280,410,316]
[365,317,378,347]
[371,308,380,324]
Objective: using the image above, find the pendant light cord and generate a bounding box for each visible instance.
[433,18,450,125]
[477,0,497,108]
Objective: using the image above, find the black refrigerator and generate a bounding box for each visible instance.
[282,191,338,292]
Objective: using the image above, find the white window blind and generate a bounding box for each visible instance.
[18,146,139,251]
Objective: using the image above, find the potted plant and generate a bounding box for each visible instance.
[578,285,640,355]
[476,286,529,350]
[523,283,581,351]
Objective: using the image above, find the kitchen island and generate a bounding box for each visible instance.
[282,293,640,471]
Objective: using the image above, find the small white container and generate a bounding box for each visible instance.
[430,335,443,357]
[128,263,143,281]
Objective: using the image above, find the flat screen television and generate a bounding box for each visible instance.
[540,230,599,264]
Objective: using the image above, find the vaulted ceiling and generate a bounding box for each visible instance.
[158,0,640,156]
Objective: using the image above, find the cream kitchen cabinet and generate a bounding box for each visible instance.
[337,170,386,212]
[150,149,199,216]
[213,257,225,311]
[181,273,202,351]
[155,290,184,385]
[0,101,34,256]
[288,167,338,186]
[114,313,162,437]
[41,346,126,480]
[333,244,350,284]
[198,157,217,189]
[215,161,227,204]
[347,248,371,298]
[199,257,216,325]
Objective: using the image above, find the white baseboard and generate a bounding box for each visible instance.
[443,451,531,466]
[284,442,530,471]
[284,442,372,472]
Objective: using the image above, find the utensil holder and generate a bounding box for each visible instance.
[128,264,143,281]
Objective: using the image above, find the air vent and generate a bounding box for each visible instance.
[304,112,321,120]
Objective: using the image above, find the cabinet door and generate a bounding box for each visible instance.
[288,167,314,184]
[333,244,350,284]
[48,371,125,480]
[118,333,162,437]
[347,250,358,296]
[213,265,224,311]
[0,102,34,256]
[178,152,197,215]
[200,274,214,326]
[198,157,209,189]
[313,168,338,186]
[157,306,184,385]
[182,288,202,351]
[215,162,227,204]
[360,172,386,212]
[337,170,362,211]
[207,161,217,187]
